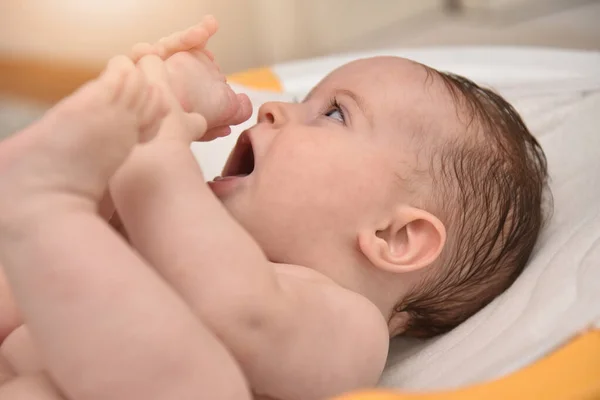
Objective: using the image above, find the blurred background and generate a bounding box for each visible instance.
[1,0,599,138]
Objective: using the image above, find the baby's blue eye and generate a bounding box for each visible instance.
[325,108,344,122]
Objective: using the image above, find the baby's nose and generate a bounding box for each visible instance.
[257,101,290,126]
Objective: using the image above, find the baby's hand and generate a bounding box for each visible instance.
[130,16,252,140]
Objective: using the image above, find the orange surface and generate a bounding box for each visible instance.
[335,330,600,400]
[0,56,101,104]
[0,58,283,104]
[227,67,283,92]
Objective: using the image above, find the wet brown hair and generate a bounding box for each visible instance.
[397,70,551,338]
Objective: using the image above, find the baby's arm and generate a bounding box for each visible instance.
[112,49,389,400]
[112,136,390,399]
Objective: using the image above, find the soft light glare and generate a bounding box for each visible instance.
[0,0,174,62]
[56,0,140,15]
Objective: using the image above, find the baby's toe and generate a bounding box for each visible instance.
[99,56,137,102]
[130,42,156,62]
[229,93,253,126]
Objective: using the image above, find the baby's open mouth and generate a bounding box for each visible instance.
[216,131,255,180]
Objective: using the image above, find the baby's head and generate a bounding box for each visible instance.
[212,56,549,338]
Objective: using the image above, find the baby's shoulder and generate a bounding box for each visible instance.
[269,263,390,390]
[272,263,336,284]
[272,262,389,337]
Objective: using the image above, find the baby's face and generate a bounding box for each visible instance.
[210,57,455,281]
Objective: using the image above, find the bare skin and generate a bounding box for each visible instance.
[0,55,250,399]
[110,19,390,400]
[0,274,19,346]
[0,15,454,400]
[0,19,388,400]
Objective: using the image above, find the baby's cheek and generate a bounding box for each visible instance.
[265,135,370,202]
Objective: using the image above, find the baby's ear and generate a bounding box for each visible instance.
[358,206,446,274]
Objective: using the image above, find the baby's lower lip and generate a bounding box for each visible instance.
[207,175,248,196]
[213,175,247,181]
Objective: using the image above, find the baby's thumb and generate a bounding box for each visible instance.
[159,111,207,142]
[184,112,208,140]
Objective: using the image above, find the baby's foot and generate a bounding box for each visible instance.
[131,16,252,136]
[0,56,167,228]
[131,15,219,62]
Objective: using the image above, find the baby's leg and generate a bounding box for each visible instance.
[0,269,20,345]
[0,373,66,400]
[0,58,250,400]
[1,326,43,376]
[0,352,14,386]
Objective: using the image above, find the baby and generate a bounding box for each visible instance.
[0,16,548,400]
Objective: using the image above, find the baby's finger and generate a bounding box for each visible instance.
[158,111,207,143]
[172,112,208,142]
[184,112,208,139]
[139,85,169,143]
[200,126,232,142]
